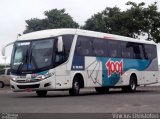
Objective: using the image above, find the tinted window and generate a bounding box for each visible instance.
[11,42,30,71]
[62,35,74,58]
[31,39,54,69]
[139,44,145,59]
[121,42,134,58]
[144,44,157,59]
[108,40,121,58]
[121,42,145,59]
[93,38,107,57]
[54,35,74,66]
[76,36,93,56]
[132,43,145,59]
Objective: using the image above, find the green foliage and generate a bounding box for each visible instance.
[0,65,10,70]
[83,1,160,43]
[24,9,79,34]
[23,2,160,43]
[83,12,106,32]
[0,65,5,70]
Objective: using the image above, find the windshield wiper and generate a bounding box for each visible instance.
[16,49,29,73]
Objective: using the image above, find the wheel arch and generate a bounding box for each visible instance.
[130,73,138,85]
[72,73,84,88]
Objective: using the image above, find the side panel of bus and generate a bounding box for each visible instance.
[71,35,158,88]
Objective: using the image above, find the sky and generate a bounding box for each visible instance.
[0,0,160,64]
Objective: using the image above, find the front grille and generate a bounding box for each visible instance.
[17,84,40,89]
[16,79,40,83]
[16,80,26,83]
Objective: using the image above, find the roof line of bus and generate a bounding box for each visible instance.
[17,28,156,45]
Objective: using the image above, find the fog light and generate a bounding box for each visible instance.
[44,82,51,87]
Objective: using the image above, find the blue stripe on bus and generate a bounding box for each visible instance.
[98,57,151,86]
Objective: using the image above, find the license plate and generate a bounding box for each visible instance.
[25,88,32,92]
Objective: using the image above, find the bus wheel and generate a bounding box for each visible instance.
[36,90,47,97]
[95,87,109,94]
[69,78,80,96]
[0,81,4,88]
[129,77,137,92]
[122,77,137,92]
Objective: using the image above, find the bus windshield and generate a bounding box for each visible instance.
[11,39,55,74]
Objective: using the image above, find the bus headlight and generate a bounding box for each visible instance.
[36,73,52,80]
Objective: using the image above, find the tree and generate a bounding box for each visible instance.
[142,2,160,43]
[24,9,79,34]
[126,1,160,42]
[83,1,160,43]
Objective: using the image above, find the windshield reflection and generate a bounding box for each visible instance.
[11,39,54,74]
[30,39,54,70]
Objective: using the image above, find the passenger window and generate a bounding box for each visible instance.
[62,35,74,58]
[138,44,145,59]
[121,42,145,59]
[55,35,74,65]
[93,38,107,57]
[133,43,142,59]
[144,44,157,59]
[76,36,93,56]
[121,42,133,58]
[108,40,121,58]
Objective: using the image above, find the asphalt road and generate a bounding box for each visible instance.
[0,86,160,113]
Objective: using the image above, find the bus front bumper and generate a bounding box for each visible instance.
[10,78,55,92]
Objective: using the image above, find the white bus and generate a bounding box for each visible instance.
[2,28,159,96]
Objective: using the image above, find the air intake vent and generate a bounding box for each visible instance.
[17,84,40,89]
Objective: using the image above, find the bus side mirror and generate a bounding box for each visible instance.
[2,46,6,57]
[57,36,63,53]
[1,41,14,56]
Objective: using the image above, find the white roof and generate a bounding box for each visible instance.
[18,28,77,41]
[17,28,156,45]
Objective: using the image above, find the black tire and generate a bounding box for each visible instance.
[36,90,47,97]
[95,87,109,94]
[0,81,4,88]
[122,77,137,92]
[69,78,80,96]
[129,77,137,92]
